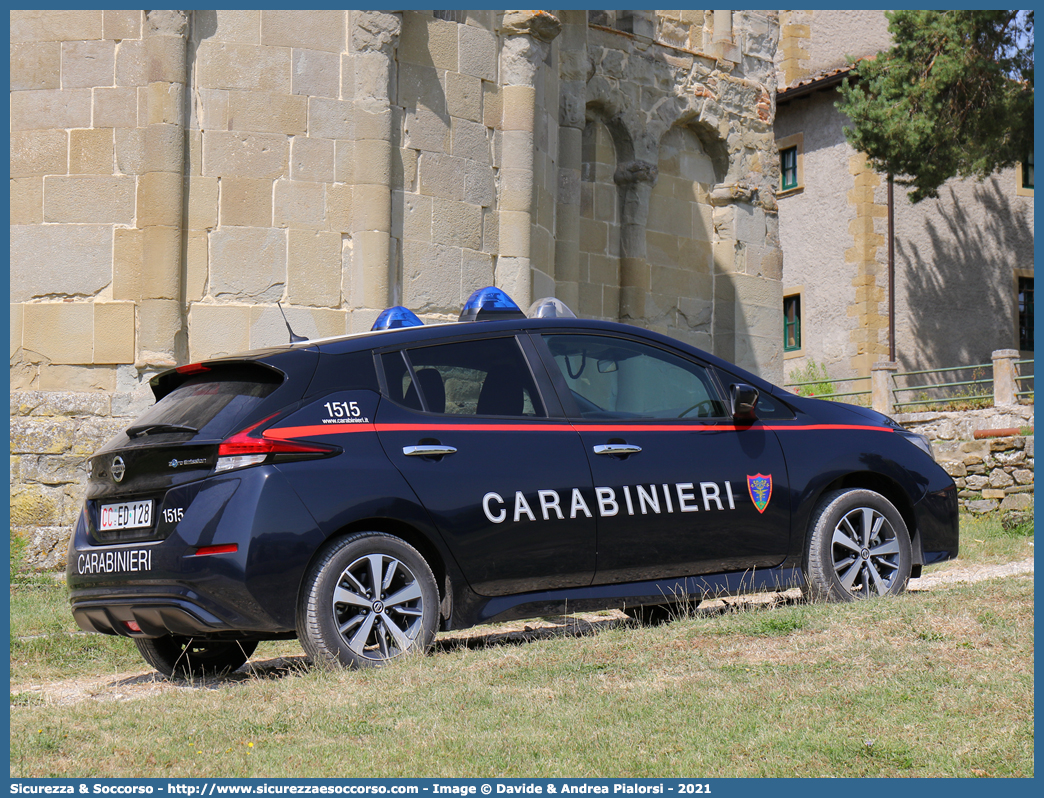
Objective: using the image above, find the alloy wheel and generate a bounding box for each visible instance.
[331,553,426,662]
[830,506,903,597]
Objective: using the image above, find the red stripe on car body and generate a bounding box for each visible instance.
[263,421,894,439]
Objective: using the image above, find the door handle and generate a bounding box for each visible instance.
[403,444,458,457]
[593,443,642,456]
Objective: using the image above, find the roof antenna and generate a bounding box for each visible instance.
[277,303,308,343]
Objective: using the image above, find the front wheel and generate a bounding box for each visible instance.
[135,636,257,677]
[297,532,439,669]
[804,489,912,602]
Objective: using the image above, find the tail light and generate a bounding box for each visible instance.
[215,415,340,474]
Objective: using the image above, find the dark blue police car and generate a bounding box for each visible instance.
[68,287,959,675]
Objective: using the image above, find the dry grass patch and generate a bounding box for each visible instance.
[10,512,1033,778]
[11,575,1033,778]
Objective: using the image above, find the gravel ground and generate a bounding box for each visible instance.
[908,556,1034,588]
[11,556,1034,707]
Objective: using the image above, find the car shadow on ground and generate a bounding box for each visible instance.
[104,655,313,691]
[142,590,809,687]
[434,613,628,653]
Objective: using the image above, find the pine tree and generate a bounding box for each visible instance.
[837,10,1034,203]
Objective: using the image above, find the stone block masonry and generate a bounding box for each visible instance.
[939,435,1034,515]
[11,385,154,570]
[11,8,783,376]
[901,405,1034,514]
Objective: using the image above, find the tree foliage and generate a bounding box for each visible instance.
[837,10,1034,203]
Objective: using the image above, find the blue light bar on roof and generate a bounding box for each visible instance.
[459,286,526,322]
[371,306,424,331]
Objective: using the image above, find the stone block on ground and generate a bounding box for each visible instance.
[1001,509,1034,531]
[999,493,1033,512]
[964,499,998,514]
[14,526,71,572]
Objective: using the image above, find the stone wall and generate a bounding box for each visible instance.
[777,9,891,86]
[577,119,622,320]
[10,391,136,570]
[396,11,500,317]
[898,405,1034,514]
[12,9,783,374]
[574,10,784,376]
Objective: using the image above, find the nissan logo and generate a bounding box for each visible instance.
[111,456,126,483]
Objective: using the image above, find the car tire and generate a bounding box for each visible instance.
[804,488,913,602]
[297,532,439,669]
[624,600,700,626]
[135,635,257,677]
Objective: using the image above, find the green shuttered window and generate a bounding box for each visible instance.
[780,147,799,191]
[784,294,801,352]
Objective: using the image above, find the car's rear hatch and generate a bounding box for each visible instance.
[84,361,293,544]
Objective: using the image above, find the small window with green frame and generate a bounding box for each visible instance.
[776,133,803,194]
[780,147,798,191]
[784,294,801,352]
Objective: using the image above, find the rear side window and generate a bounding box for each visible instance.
[384,337,545,417]
[381,351,422,411]
[131,369,281,439]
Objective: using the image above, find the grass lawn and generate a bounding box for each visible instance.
[9,513,1034,778]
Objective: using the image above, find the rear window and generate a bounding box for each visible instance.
[131,370,282,440]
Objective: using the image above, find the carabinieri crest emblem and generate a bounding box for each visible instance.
[747,473,772,514]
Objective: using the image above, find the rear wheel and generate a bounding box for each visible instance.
[135,635,257,677]
[804,489,912,602]
[297,532,439,669]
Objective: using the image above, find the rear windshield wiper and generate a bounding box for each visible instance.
[126,423,199,439]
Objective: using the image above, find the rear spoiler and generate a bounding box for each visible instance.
[149,360,286,401]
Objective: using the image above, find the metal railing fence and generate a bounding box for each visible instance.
[891,363,993,410]
[783,374,871,402]
[784,351,1032,414]
[1015,358,1034,400]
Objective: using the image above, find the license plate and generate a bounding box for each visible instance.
[99,500,153,531]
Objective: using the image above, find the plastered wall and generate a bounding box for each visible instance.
[776,12,1034,382]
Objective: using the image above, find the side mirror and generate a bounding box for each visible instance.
[730,383,759,421]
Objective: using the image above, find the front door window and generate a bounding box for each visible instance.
[543,334,727,420]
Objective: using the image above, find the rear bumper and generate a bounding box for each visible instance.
[72,593,233,638]
[67,466,326,637]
